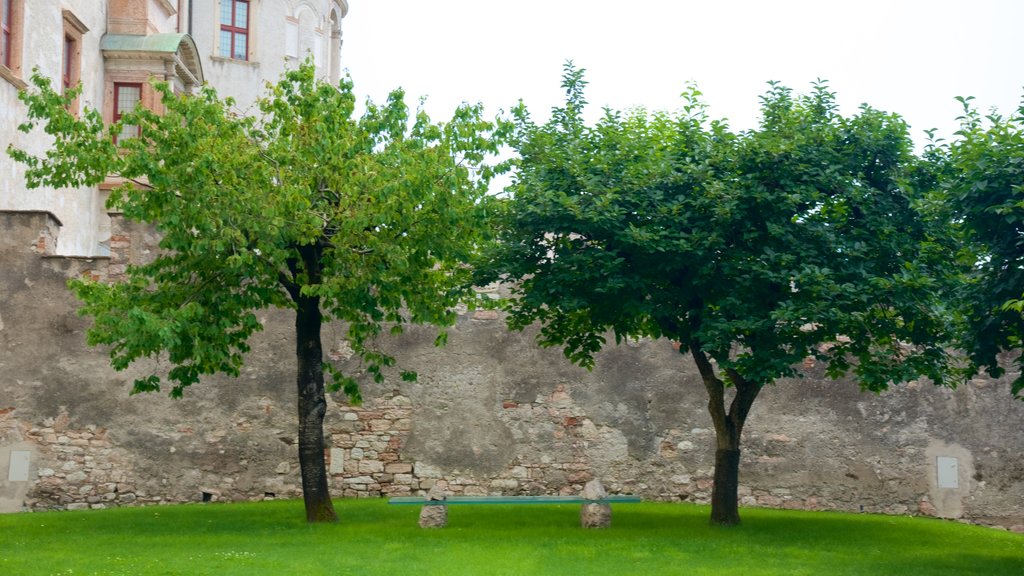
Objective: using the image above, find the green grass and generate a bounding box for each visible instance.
[1,499,1021,575]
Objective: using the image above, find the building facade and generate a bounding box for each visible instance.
[1,0,348,256]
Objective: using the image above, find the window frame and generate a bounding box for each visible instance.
[219,0,250,61]
[1,0,11,68]
[61,11,88,114]
[113,82,143,144]
[0,0,23,86]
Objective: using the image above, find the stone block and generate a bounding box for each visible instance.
[568,471,591,483]
[419,504,447,528]
[369,419,392,432]
[490,479,518,490]
[358,460,384,474]
[580,480,612,528]
[385,462,413,474]
[580,502,611,528]
[414,462,443,478]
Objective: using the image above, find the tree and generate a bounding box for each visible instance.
[476,64,958,526]
[946,97,1024,398]
[9,64,506,522]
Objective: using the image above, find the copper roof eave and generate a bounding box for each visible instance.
[100,33,204,87]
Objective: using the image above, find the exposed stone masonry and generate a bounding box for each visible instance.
[330,392,415,497]
[15,410,139,511]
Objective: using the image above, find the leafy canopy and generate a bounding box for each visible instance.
[946,96,1024,396]
[10,63,508,398]
[478,63,958,391]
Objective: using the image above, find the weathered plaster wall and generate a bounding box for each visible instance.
[1,210,1022,531]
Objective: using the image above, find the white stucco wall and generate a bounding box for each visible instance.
[191,0,347,111]
[1,1,347,255]
[1,1,109,255]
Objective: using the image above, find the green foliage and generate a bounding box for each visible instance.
[946,96,1024,397]
[9,63,508,398]
[478,63,958,392]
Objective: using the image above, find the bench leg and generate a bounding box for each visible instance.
[581,479,612,528]
[580,503,611,528]
[419,503,448,528]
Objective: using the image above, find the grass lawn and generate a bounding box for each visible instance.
[0,499,1021,575]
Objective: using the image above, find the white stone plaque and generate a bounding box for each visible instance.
[329,447,345,474]
[937,456,959,489]
[8,450,30,482]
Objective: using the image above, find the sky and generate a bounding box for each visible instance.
[340,0,1024,148]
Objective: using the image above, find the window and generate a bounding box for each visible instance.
[62,35,73,91]
[0,0,21,77]
[1,0,11,68]
[219,0,249,60]
[61,11,87,113]
[113,83,142,142]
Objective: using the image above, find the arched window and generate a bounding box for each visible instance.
[329,7,342,83]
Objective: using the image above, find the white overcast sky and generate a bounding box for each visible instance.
[341,0,1024,147]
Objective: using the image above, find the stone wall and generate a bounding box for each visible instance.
[1,210,1022,532]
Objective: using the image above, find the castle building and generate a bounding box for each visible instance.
[1,0,348,256]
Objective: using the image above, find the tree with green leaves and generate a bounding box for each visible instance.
[476,64,959,526]
[9,63,506,522]
[946,96,1024,398]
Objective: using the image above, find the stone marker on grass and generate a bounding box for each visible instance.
[418,482,448,528]
[580,479,611,528]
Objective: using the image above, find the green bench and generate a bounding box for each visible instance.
[389,495,641,505]
[389,494,641,528]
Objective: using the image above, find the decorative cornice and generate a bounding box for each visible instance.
[62,10,90,34]
[155,0,178,16]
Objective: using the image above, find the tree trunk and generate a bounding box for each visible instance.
[295,292,338,523]
[691,347,760,527]
[710,446,742,526]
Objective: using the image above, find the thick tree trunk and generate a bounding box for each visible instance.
[295,293,338,523]
[691,347,760,527]
[710,447,742,526]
